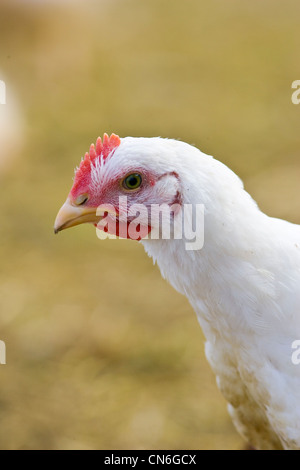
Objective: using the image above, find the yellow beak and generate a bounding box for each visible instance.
[54,198,100,234]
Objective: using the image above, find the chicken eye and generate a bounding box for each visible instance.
[122,173,142,191]
[75,194,89,205]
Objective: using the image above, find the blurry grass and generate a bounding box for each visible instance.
[0,0,299,449]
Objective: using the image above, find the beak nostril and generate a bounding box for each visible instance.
[75,194,89,206]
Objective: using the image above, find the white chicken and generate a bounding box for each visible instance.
[54,134,300,450]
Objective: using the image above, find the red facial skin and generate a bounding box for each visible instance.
[69,134,181,240]
[90,169,155,240]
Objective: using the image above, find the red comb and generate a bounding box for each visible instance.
[82,132,120,167]
[71,133,121,196]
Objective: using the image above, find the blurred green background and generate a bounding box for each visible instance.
[0,0,300,450]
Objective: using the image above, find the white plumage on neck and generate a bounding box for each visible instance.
[137,139,300,450]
